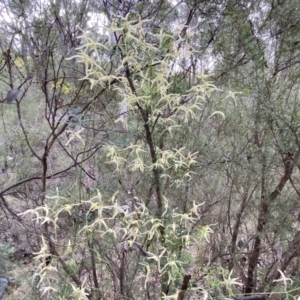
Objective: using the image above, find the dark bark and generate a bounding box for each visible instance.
[245,153,297,293]
[88,239,102,299]
[178,274,191,300]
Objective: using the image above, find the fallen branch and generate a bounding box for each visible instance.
[233,296,270,300]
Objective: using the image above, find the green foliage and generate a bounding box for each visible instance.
[16,15,217,299]
[2,1,300,299]
[0,242,15,276]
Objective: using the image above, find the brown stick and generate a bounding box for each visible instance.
[233,296,270,300]
[177,274,191,300]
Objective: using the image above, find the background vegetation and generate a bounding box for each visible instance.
[1,0,300,299]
